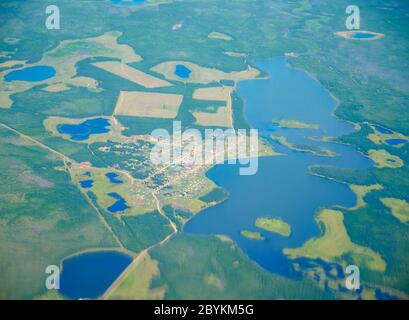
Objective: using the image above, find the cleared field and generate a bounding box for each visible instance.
[192,86,233,127]
[43,116,124,144]
[193,86,233,101]
[42,83,70,92]
[273,118,319,129]
[151,61,260,84]
[92,61,172,88]
[283,209,386,272]
[114,91,183,119]
[240,230,264,240]
[271,135,336,157]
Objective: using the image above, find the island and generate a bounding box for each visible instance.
[255,217,291,237]
[240,230,264,240]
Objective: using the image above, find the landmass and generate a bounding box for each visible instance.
[240,230,264,240]
[255,217,291,237]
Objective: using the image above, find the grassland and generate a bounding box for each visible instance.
[69,163,155,216]
[43,116,124,144]
[42,84,70,92]
[192,106,232,128]
[380,198,409,223]
[151,61,260,84]
[106,252,166,300]
[92,61,172,88]
[367,149,404,168]
[255,217,291,237]
[114,91,183,119]
[191,86,233,127]
[272,119,319,129]
[284,209,386,272]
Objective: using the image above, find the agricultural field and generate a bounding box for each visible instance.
[114,91,183,119]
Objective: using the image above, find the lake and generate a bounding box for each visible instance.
[107,192,129,213]
[106,172,124,184]
[184,58,371,277]
[59,251,132,299]
[351,32,378,39]
[4,65,56,82]
[374,125,393,135]
[80,180,93,188]
[385,138,406,146]
[57,118,110,141]
[175,64,191,78]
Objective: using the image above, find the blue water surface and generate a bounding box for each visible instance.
[107,192,129,213]
[106,172,124,184]
[4,65,56,82]
[385,138,406,146]
[184,58,371,277]
[352,32,377,39]
[80,180,93,188]
[59,251,132,299]
[57,118,110,141]
[374,125,393,134]
[175,65,191,78]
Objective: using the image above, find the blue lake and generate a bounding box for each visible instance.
[80,180,93,188]
[59,251,132,300]
[184,58,371,277]
[106,172,124,184]
[4,65,56,82]
[352,32,377,39]
[385,138,406,146]
[57,118,110,141]
[375,288,398,300]
[107,192,129,213]
[175,65,191,78]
